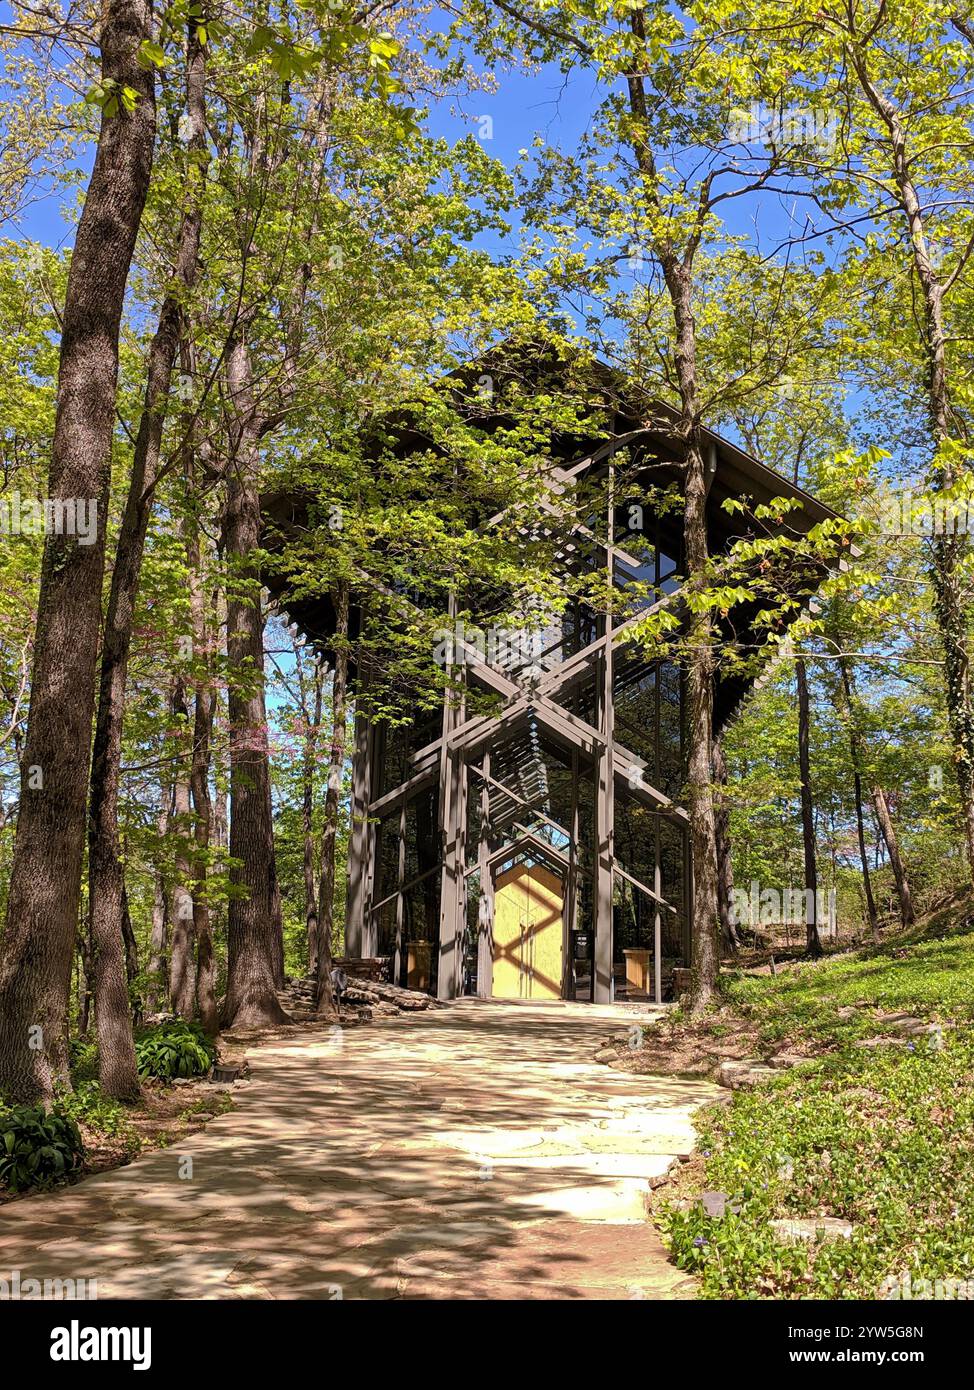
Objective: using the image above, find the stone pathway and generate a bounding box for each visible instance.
[0,999,719,1299]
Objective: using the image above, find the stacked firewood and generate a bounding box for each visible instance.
[277,969,437,1024]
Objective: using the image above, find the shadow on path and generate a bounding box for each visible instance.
[0,1000,719,1299]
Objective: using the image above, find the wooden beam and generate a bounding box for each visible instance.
[371,860,440,917]
[611,745,689,821]
[509,824,571,867]
[476,750,493,998]
[485,827,569,873]
[406,594,682,773]
[436,647,466,1000]
[594,466,615,1005]
[612,858,677,913]
[394,799,406,987]
[368,764,437,819]
[469,764,572,844]
[345,705,373,956]
[654,863,662,1006]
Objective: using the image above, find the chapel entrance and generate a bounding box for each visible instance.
[491,860,565,1000]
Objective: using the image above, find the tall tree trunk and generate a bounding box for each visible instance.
[316,586,350,1018]
[796,659,822,955]
[147,778,170,1012]
[838,655,879,940]
[213,636,229,860]
[186,504,218,1035]
[712,738,739,954]
[0,0,156,1102]
[169,679,197,1019]
[214,778,229,852]
[148,876,169,1012]
[120,876,139,989]
[78,929,94,1040]
[683,447,720,1007]
[849,47,974,881]
[872,785,915,929]
[302,658,324,977]
[86,19,208,1099]
[221,335,289,1029]
[839,657,915,932]
[624,11,719,1012]
[192,740,217,1033]
[271,864,286,988]
[852,766,880,944]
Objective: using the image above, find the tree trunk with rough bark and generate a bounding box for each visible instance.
[316,586,350,1018]
[120,877,139,989]
[838,657,914,931]
[872,784,915,929]
[187,514,218,1035]
[683,446,720,1008]
[855,789,878,939]
[623,13,719,1013]
[837,652,879,940]
[796,659,822,955]
[147,779,170,1012]
[0,0,156,1102]
[849,47,974,881]
[169,679,197,1019]
[78,927,94,1040]
[303,660,323,977]
[852,765,880,943]
[221,335,289,1029]
[87,18,207,1098]
[148,877,169,1011]
[712,738,739,954]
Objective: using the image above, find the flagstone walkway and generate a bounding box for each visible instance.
[0,999,719,1299]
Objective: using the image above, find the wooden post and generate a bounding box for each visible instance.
[566,746,580,1000]
[476,751,493,998]
[345,705,372,957]
[455,742,468,988]
[595,465,615,1004]
[436,607,465,999]
[654,862,662,1005]
[436,746,466,999]
[394,799,406,986]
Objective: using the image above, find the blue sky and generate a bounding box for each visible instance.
[6,10,861,450]
[12,13,807,261]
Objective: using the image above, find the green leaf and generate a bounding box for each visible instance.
[137,39,167,70]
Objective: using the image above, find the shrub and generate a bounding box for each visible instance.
[68,1037,99,1085]
[134,1019,216,1081]
[53,1081,129,1138]
[0,1105,85,1194]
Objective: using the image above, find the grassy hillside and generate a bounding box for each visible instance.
[659,897,974,1299]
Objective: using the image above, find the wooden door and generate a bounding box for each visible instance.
[492,861,564,999]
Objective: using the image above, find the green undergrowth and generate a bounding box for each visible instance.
[2,1021,225,1197]
[728,916,974,1049]
[134,1018,217,1081]
[662,910,974,1298]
